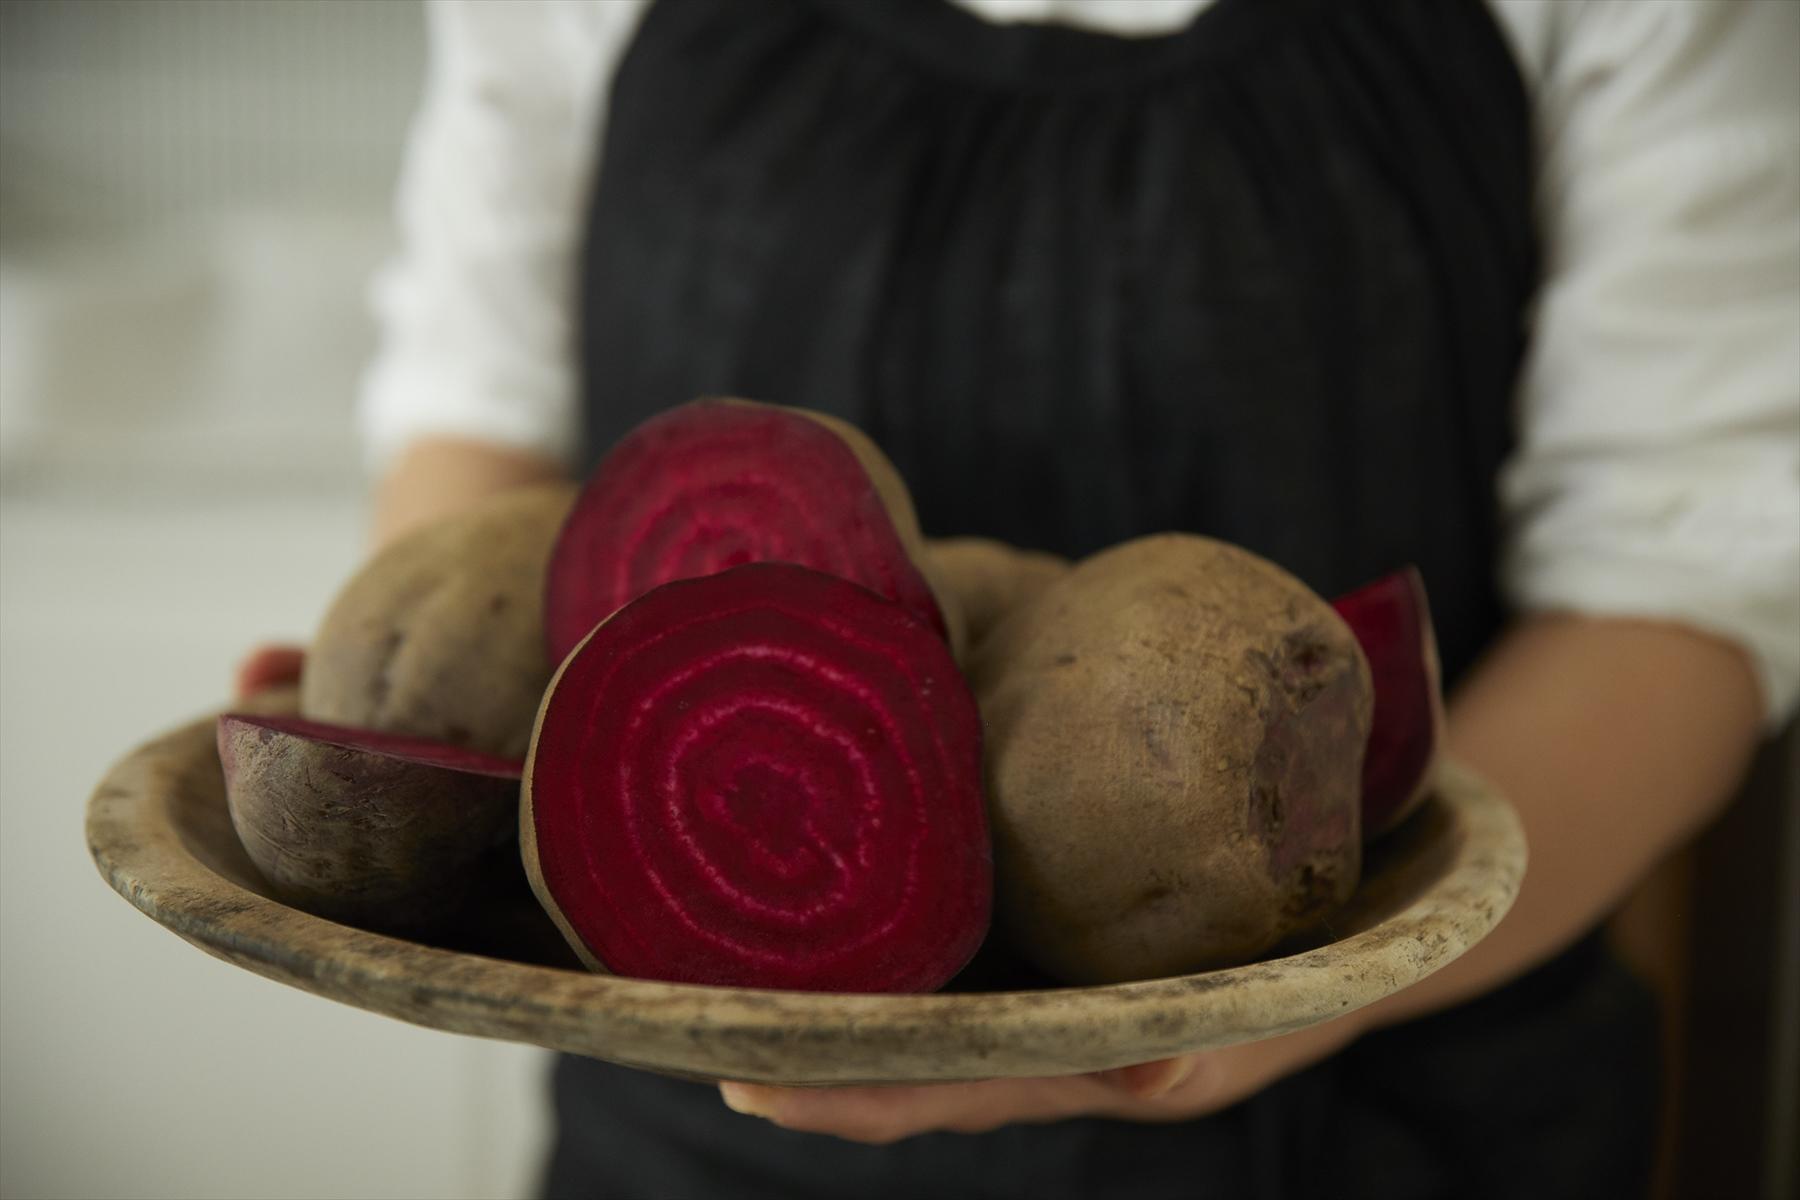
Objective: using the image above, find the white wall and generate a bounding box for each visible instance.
[0,5,555,1197]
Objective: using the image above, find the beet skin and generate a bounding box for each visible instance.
[926,537,1069,653]
[219,713,522,934]
[301,483,575,759]
[973,535,1371,984]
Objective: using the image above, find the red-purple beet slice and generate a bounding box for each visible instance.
[524,563,992,993]
[544,399,955,665]
[218,713,524,934]
[1332,568,1446,839]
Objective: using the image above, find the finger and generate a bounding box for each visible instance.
[234,646,306,700]
[719,1075,1117,1144]
[1090,1055,1198,1100]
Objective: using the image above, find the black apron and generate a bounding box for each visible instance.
[547,1,1659,1195]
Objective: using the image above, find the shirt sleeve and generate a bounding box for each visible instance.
[356,0,650,473]
[1498,0,1800,727]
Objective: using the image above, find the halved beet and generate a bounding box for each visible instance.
[218,713,523,934]
[524,563,991,993]
[544,399,958,665]
[1332,567,1446,839]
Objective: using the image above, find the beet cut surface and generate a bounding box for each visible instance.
[524,564,991,993]
[544,400,948,664]
[1332,567,1446,839]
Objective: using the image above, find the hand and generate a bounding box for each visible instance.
[233,644,306,701]
[716,1013,1362,1144]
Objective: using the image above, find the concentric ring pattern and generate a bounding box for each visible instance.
[528,564,990,993]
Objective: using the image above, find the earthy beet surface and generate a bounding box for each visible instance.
[544,400,952,664]
[1333,568,1446,839]
[926,537,1069,652]
[524,563,991,993]
[301,482,575,759]
[219,712,523,934]
[973,535,1371,984]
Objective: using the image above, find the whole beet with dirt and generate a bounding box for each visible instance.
[973,534,1371,984]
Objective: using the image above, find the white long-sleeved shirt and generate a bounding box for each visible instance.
[360,0,1800,725]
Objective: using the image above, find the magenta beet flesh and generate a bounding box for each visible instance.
[544,401,947,663]
[525,563,991,993]
[1332,567,1446,838]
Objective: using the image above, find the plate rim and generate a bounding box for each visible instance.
[87,710,1527,1083]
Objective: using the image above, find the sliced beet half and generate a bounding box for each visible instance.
[544,399,955,665]
[218,713,524,934]
[1332,567,1446,839]
[524,562,992,993]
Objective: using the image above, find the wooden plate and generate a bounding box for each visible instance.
[86,709,1526,1085]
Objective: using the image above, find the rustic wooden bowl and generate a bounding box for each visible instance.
[87,708,1526,1085]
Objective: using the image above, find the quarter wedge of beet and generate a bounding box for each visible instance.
[218,713,523,934]
[1332,567,1446,839]
[524,563,991,993]
[544,399,958,664]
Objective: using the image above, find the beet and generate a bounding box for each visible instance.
[523,563,991,993]
[301,483,575,759]
[926,537,1069,653]
[972,535,1369,983]
[544,399,956,665]
[1332,567,1446,839]
[218,712,523,934]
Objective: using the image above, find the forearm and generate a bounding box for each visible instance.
[1358,613,1763,1030]
[370,436,566,550]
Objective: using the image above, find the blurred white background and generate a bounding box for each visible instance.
[1,3,553,1196]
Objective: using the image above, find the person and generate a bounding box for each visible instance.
[243,1,1799,1195]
